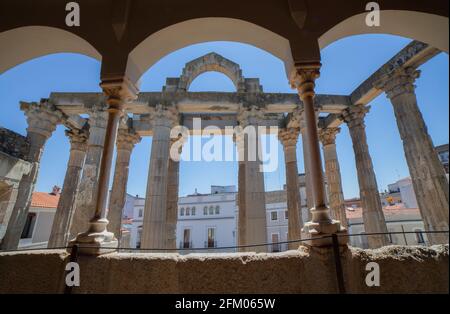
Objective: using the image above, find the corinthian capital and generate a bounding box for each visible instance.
[341,105,370,128]
[374,67,420,99]
[318,127,340,146]
[20,99,63,138]
[278,128,300,148]
[116,128,141,151]
[88,107,108,129]
[100,76,139,110]
[289,62,321,100]
[65,128,88,151]
[150,104,179,127]
[237,105,265,127]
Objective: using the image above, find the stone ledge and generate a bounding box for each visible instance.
[0,245,447,294]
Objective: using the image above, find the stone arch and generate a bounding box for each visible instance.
[319,10,449,53]
[178,52,244,92]
[162,52,263,93]
[126,17,294,84]
[0,26,102,75]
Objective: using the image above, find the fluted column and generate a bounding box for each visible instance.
[319,127,348,229]
[290,63,346,247]
[236,106,267,252]
[47,128,88,248]
[69,76,138,255]
[69,108,107,240]
[279,128,303,249]
[141,105,179,249]
[165,137,183,250]
[1,100,61,250]
[342,105,389,248]
[376,67,449,244]
[107,127,141,244]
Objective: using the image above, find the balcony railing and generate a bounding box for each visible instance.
[179,241,193,249]
[204,240,217,248]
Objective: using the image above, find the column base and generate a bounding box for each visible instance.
[301,219,348,247]
[68,218,118,255]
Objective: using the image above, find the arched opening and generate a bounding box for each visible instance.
[188,72,236,92]
[126,18,294,84]
[0,51,101,249]
[319,11,449,53]
[0,26,102,75]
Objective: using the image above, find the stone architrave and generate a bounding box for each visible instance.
[1,100,61,250]
[107,126,141,244]
[279,128,303,249]
[236,106,268,252]
[47,128,88,248]
[141,105,179,249]
[342,105,389,248]
[375,67,449,244]
[319,127,348,228]
[69,108,108,240]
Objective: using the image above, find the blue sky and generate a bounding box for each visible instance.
[0,34,448,199]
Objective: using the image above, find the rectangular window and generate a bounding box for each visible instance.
[183,229,191,248]
[271,233,280,252]
[271,211,278,221]
[138,209,143,217]
[21,213,36,239]
[284,210,288,220]
[136,228,142,248]
[207,227,216,248]
[415,230,425,244]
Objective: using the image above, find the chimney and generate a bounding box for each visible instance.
[51,185,61,195]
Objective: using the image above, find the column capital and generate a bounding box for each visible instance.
[342,105,370,128]
[20,100,63,138]
[237,105,265,127]
[318,127,341,146]
[289,62,321,100]
[88,107,109,129]
[374,67,420,99]
[278,128,300,148]
[100,76,139,110]
[150,104,179,127]
[65,128,88,151]
[116,128,141,151]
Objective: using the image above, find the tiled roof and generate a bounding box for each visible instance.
[346,205,420,220]
[31,192,60,209]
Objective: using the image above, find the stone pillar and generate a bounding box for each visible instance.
[319,127,348,229]
[299,109,321,220]
[342,105,389,248]
[141,105,178,249]
[47,128,88,248]
[236,106,268,252]
[69,108,108,240]
[0,184,20,241]
[290,63,346,247]
[165,137,183,250]
[1,100,61,250]
[107,127,141,245]
[376,68,449,244]
[279,128,303,249]
[69,76,138,255]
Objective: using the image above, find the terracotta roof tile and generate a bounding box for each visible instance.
[346,205,420,220]
[31,192,60,209]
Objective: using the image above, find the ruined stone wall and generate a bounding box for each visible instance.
[0,127,30,160]
[0,245,447,294]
